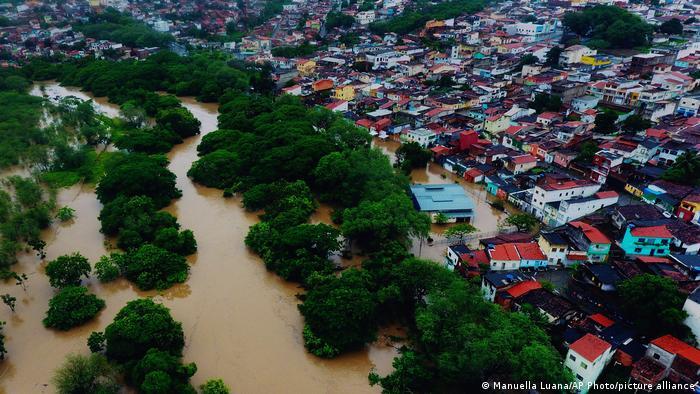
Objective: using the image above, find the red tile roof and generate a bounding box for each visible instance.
[506,280,542,298]
[489,243,520,261]
[630,225,673,239]
[515,243,546,260]
[569,334,611,363]
[595,191,619,199]
[569,221,611,245]
[589,313,615,328]
[651,335,700,366]
[512,155,537,165]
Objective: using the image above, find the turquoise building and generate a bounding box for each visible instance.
[619,224,673,256]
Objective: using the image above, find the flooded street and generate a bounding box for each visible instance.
[373,139,510,261]
[0,83,396,393]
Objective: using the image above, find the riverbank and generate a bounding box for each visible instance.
[0,83,395,393]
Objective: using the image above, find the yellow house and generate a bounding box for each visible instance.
[581,55,611,67]
[677,196,700,221]
[624,183,644,197]
[296,60,316,77]
[538,233,569,265]
[485,114,511,136]
[333,85,355,101]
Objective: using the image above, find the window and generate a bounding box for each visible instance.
[638,238,645,243]
[576,374,583,381]
[657,249,665,254]
[635,248,642,253]
[580,362,588,369]
[661,240,668,245]
[653,353,660,360]
[569,354,576,361]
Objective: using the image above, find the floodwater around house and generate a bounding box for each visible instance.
[373,139,510,261]
[0,83,400,394]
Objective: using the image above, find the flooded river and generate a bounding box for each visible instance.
[0,83,398,393]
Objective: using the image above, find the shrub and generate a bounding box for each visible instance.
[43,286,105,330]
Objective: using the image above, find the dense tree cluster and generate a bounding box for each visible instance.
[618,274,692,340]
[325,11,355,30]
[562,5,653,49]
[45,253,92,288]
[94,153,195,288]
[662,152,700,186]
[25,50,272,104]
[530,93,562,114]
[52,353,120,394]
[369,0,486,35]
[395,141,432,174]
[658,18,684,35]
[367,257,572,391]
[75,8,173,48]
[0,70,47,169]
[270,43,317,58]
[86,299,203,393]
[0,176,54,275]
[187,86,569,386]
[43,286,106,330]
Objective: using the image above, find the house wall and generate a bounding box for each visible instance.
[565,348,612,394]
[646,344,675,369]
[620,228,671,256]
[490,258,519,271]
[539,237,568,265]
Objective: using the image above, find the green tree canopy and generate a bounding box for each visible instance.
[155,107,201,139]
[52,353,120,394]
[662,152,700,186]
[43,286,106,330]
[505,213,538,232]
[96,154,180,208]
[103,298,185,362]
[618,274,691,339]
[45,253,92,288]
[299,270,378,357]
[563,5,653,49]
[395,141,432,173]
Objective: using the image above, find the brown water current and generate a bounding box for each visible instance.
[0,83,400,393]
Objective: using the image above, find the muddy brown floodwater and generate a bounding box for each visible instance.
[0,83,398,394]
[373,139,510,262]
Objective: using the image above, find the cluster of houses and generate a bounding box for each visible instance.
[244,0,700,391]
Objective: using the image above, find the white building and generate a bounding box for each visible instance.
[401,128,436,147]
[683,289,700,341]
[565,334,613,393]
[545,191,619,228]
[530,179,601,220]
[677,95,700,117]
[356,10,376,25]
[560,45,597,66]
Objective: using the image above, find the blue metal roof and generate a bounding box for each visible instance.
[410,184,475,218]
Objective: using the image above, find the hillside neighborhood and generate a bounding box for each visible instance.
[3,0,700,391]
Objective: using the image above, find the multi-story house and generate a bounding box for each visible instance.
[547,191,619,228]
[619,224,673,257]
[530,178,601,221]
[563,221,611,263]
[677,194,700,224]
[631,335,700,388]
[538,231,569,266]
[565,334,613,393]
[590,150,623,184]
[481,270,531,302]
